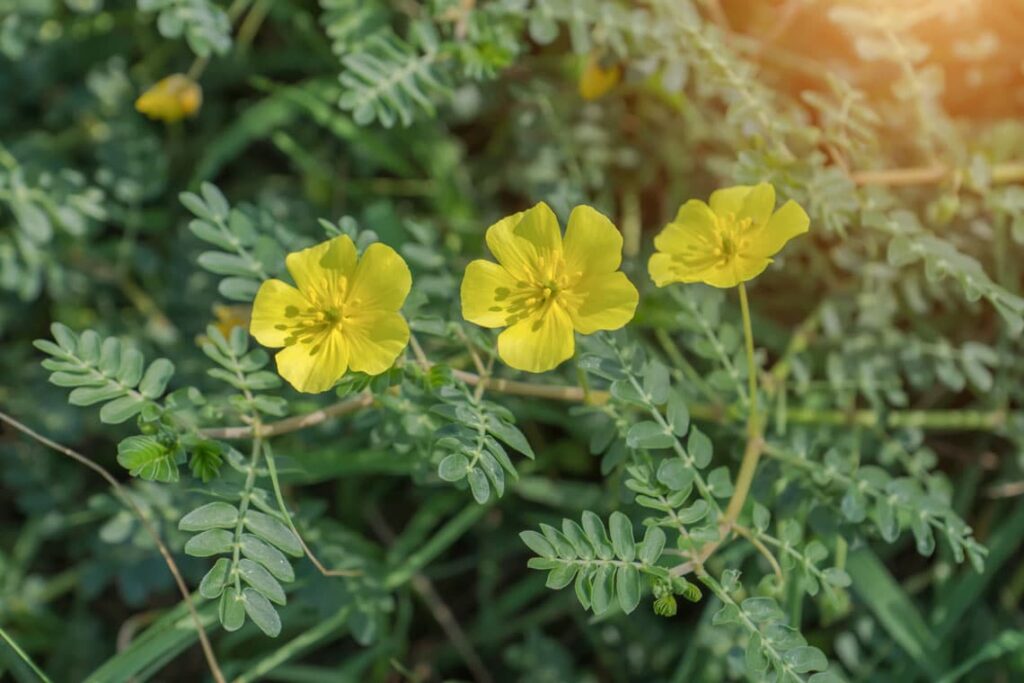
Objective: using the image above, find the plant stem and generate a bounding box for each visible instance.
[0,625,53,683]
[722,283,764,526]
[0,411,226,683]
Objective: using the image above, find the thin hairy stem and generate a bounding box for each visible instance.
[263,443,361,577]
[0,410,226,683]
[723,282,764,526]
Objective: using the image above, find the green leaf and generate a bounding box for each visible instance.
[467,467,491,503]
[438,453,468,482]
[117,436,179,482]
[241,533,295,582]
[616,565,641,614]
[687,427,713,468]
[745,633,768,673]
[666,392,690,436]
[69,384,126,406]
[117,347,145,386]
[627,421,674,449]
[239,558,287,605]
[179,502,238,532]
[676,500,709,524]
[244,510,303,557]
[782,646,828,674]
[608,511,636,562]
[545,563,577,590]
[520,530,557,559]
[639,526,666,564]
[485,416,534,459]
[199,558,230,599]
[561,520,596,560]
[100,395,146,424]
[582,510,614,560]
[657,458,694,492]
[219,587,246,632]
[742,597,785,623]
[243,588,282,637]
[184,529,234,557]
[539,524,577,560]
[707,467,733,498]
[138,358,174,398]
[712,603,740,625]
[591,564,614,615]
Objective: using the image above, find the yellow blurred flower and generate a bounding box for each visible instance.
[250,235,411,393]
[648,183,810,289]
[461,203,639,373]
[212,304,250,338]
[135,74,202,123]
[579,54,621,100]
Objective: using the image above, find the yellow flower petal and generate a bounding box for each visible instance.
[709,183,774,224]
[497,304,575,373]
[701,257,772,289]
[485,202,561,281]
[460,259,520,328]
[250,279,311,347]
[745,200,810,259]
[274,329,349,393]
[566,271,638,334]
[347,242,412,312]
[344,310,410,375]
[563,205,623,277]
[654,200,718,254]
[286,235,358,299]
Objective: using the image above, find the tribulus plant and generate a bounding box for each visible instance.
[2,1,1024,682]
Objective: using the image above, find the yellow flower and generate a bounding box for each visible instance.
[212,304,250,338]
[250,235,411,393]
[461,203,639,373]
[579,54,621,100]
[135,74,203,123]
[648,183,810,289]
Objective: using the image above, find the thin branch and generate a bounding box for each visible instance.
[732,524,784,584]
[199,368,1014,440]
[850,161,1024,187]
[199,392,373,439]
[0,410,226,683]
[263,442,360,577]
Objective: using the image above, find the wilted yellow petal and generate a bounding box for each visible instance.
[497,304,575,373]
[250,279,311,347]
[460,259,520,328]
[347,242,412,312]
[135,74,202,123]
[745,200,810,259]
[344,310,409,375]
[563,205,623,277]
[579,55,621,100]
[274,329,349,393]
[565,271,638,334]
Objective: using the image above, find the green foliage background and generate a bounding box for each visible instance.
[3,1,1024,681]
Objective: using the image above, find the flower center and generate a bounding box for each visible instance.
[320,307,344,330]
[713,216,751,265]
